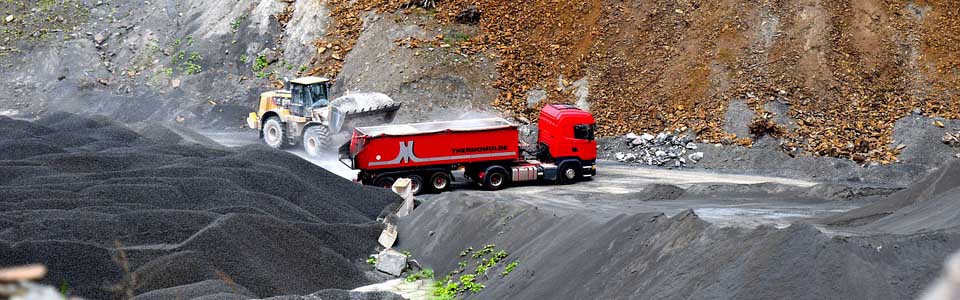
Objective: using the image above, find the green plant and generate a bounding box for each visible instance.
[239,54,249,64]
[59,280,69,296]
[402,250,412,257]
[428,245,516,299]
[472,244,495,258]
[182,51,203,75]
[405,268,434,282]
[253,55,269,72]
[230,15,247,32]
[501,261,519,277]
[366,256,377,265]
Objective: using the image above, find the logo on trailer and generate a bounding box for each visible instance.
[369,141,515,166]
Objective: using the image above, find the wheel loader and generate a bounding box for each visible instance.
[246,76,401,157]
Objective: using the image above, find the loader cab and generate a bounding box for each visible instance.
[538,104,597,162]
[288,76,331,110]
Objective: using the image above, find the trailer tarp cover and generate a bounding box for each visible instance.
[356,118,514,137]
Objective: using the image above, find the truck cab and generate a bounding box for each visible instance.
[538,104,597,161]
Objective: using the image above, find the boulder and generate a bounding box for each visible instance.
[688,152,704,162]
[375,249,407,276]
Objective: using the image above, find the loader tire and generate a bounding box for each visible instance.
[263,117,287,149]
[303,126,330,157]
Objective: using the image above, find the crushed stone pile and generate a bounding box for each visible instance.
[821,160,960,234]
[601,131,704,167]
[0,113,402,300]
[399,192,960,300]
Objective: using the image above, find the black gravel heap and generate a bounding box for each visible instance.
[0,113,401,299]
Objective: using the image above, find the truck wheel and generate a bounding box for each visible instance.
[373,176,396,189]
[558,163,580,185]
[429,172,451,192]
[482,166,509,190]
[263,117,287,149]
[303,126,330,157]
[407,175,424,195]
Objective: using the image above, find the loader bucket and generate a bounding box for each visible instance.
[330,93,402,131]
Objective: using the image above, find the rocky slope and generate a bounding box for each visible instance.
[3,0,958,163]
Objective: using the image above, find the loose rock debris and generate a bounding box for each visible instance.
[318,0,960,163]
[612,131,704,167]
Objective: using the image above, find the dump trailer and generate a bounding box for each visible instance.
[339,104,597,194]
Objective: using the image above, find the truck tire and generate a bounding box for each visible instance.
[558,163,580,185]
[262,117,287,149]
[303,126,330,157]
[482,166,509,190]
[407,175,424,195]
[429,172,452,192]
[373,176,396,189]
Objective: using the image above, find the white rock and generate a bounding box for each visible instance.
[640,133,655,142]
[655,150,667,158]
[686,142,698,150]
[623,153,637,162]
[631,138,645,146]
[656,132,668,141]
[625,133,638,140]
[614,152,626,161]
[375,249,407,276]
[4,15,13,23]
[688,152,704,162]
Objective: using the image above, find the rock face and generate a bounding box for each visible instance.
[375,249,408,277]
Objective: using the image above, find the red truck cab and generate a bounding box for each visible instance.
[538,104,597,162]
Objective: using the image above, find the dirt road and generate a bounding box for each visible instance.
[203,131,859,229]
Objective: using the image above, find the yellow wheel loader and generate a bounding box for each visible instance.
[247,77,401,157]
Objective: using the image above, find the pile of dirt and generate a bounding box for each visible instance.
[0,114,401,299]
[821,160,960,233]
[399,192,959,299]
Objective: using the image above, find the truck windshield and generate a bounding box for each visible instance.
[574,124,595,140]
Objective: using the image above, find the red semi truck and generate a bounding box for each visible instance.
[338,104,597,194]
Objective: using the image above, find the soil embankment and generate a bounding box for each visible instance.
[0,114,400,299]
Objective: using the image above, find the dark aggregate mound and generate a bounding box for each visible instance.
[0,114,400,299]
[400,193,960,300]
[822,160,960,233]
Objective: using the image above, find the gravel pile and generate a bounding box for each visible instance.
[0,114,402,300]
[399,192,960,300]
[603,131,704,167]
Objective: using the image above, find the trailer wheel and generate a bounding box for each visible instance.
[407,175,424,195]
[429,172,452,192]
[303,126,330,157]
[373,176,396,189]
[263,117,287,149]
[482,166,509,190]
[558,163,580,185]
